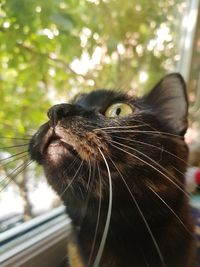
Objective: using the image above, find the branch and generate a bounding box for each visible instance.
[17,43,93,80]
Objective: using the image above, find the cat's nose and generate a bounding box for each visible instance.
[47,103,72,127]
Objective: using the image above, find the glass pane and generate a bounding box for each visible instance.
[186,6,200,258]
[187,8,200,166]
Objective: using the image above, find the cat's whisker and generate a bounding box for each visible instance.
[54,156,80,194]
[78,162,97,230]
[112,140,186,189]
[108,156,166,267]
[147,186,194,236]
[173,166,186,176]
[83,160,96,205]
[93,148,113,267]
[93,124,147,131]
[0,158,30,183]
[69,161,85,196]
[123,118,165,133]
[0,154,30,169]
[86,159,92,191]
[60,160,84,197]
[0,160,33,192]
[110,142,190,199]
[112,140,187,194]
[94,118,182,139]
[87,164,102,267]
[0,137,31,140]
[0,144,29,149]
[94,118,160,132]
[85,160,97,204]
[77,184,85,200]
[103,129,181,139]
[112,135,188,166]
[63,156,79,176]
[0,151,28,162]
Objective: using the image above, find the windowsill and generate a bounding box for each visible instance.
[0,206,71,267]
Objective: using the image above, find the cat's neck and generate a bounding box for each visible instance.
[66,193,195,267]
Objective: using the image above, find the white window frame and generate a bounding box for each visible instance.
[177,0,199,81]
[0,206,71,267]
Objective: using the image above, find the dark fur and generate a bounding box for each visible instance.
[29,73,196,267]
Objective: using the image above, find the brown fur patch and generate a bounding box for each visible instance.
[67,233,85,267]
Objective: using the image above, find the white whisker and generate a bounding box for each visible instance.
[108,156,166,267]
[93,124,146,131]
[111,141,189,199]
[148,186,193,236]
[60,160,84,197]
[93,148,112,267]
[113,135,188,166]
[104,129,181,139]
[0,160,33,192]
[94,118,160,132]
[86,159,92,191]
[87,164,102,267]
[79,161,97,228]
[54,156,79,192]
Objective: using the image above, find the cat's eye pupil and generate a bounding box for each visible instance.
[116,107,121,115]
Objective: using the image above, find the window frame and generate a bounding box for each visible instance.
[0,206,71,267]
[177,0,200,81]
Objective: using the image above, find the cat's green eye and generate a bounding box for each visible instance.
[105,103,133,118]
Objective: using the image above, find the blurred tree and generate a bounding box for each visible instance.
[0,0,186,220]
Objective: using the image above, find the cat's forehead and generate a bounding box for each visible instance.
[72,89,128,111]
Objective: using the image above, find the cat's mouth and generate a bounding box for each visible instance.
[43,130,79,161]
[34,124,107,164]
[47,137,77,155]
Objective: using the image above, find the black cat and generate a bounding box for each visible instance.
[29,73,196,267]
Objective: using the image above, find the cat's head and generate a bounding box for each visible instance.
[29,73,188,212]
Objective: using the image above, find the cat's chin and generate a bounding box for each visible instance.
[45,139,77,165]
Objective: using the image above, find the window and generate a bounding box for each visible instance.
[0,0,199,264]
[186,3,200,167]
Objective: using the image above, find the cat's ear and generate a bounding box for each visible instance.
[145,73,188,136]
